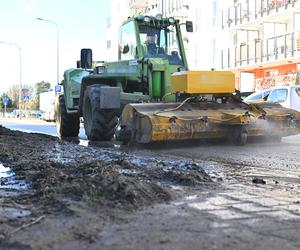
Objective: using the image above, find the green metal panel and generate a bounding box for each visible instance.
[120,92,150,104]
[152,71,161,98]
[104,60,142,82]
[63,68,91,111]
[175,22,188,69]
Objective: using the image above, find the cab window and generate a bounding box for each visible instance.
[119,21,137,60]
[138,25,183,65]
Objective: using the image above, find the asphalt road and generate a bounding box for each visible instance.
[3,117,300,143]
[1,118,87,139]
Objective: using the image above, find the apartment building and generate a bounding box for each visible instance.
[220,0,300,91]
[106,0,130,61]
[106,0,220,70]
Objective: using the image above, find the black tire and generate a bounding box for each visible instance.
[83,85,118,141]
[55,95,80,137]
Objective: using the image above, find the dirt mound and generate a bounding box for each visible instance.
[0,125,211,213]
[18,160,171,210]
[0,125,14,136]
[0,125,213,250]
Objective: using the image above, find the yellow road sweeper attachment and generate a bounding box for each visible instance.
[118,70,300,145]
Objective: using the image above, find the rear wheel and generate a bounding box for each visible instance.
[83,85,118,141]
[55,95,80,137]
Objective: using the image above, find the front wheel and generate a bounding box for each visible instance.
[83,85,118,141]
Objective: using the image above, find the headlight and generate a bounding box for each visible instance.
[168,17,175,24]
[156,14,163,20]
[144,16,151,22]
[96,66,106,74]
[136,15,144,21]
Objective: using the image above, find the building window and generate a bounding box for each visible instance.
[213,0,217,27]
[107,17,111,28]
[107,40,111,49]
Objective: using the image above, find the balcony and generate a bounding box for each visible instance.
[255,73,297,90]
[221,33,298,68]
[129,0,149,8]
[222,0,298,29]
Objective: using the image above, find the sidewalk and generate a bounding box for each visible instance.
[98,179,300,250]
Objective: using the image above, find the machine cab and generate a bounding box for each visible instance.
[118,15,191,67]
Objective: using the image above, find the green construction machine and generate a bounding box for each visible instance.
[55,15,300,145]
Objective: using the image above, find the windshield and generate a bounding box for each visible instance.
[138,24,183,65]
[267,89,288,103]
[245,90,271,101]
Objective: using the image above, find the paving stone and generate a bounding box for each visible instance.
[230,202,274,213]
[188,202,224,211]
[207,209,252,220]
[258,210,300,220]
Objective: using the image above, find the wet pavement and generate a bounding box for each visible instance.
[1,121,300,249]
[97,154,300,250]
[0,163,28,190]
[88,136,300,250]
[98,183,300,250]
[0,162,31,222]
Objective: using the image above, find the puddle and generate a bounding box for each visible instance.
[1,180,29,190]
[79,139,89,147]
[0,163,29,190]
[185,195,198,201]
[0,163,14,178]
[117,169,142,175]
[0,163,31,220]
[79,139,121,149]
[0,207,31,220]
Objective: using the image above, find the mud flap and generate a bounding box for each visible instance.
[99,86,121,109]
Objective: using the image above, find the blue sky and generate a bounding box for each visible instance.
[0,0,110,93]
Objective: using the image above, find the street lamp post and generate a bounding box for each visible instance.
[36,18,59,86]
[0,41,22,114]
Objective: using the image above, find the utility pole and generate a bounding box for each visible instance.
[0,41,22,114]
[36,18,60,87]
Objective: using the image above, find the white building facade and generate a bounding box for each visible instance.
[220,0,300,91]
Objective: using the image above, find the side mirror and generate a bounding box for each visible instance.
[186,21,193,32]
[80,48,93,69]
[122,44,129,54]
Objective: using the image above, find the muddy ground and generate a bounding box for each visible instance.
[0,125,212,249]
[1,124,300,250]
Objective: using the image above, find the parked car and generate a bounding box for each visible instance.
[244,86,300,111]
[42,109,55,122]
[12,109,26,118]
[29,110,42,118]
